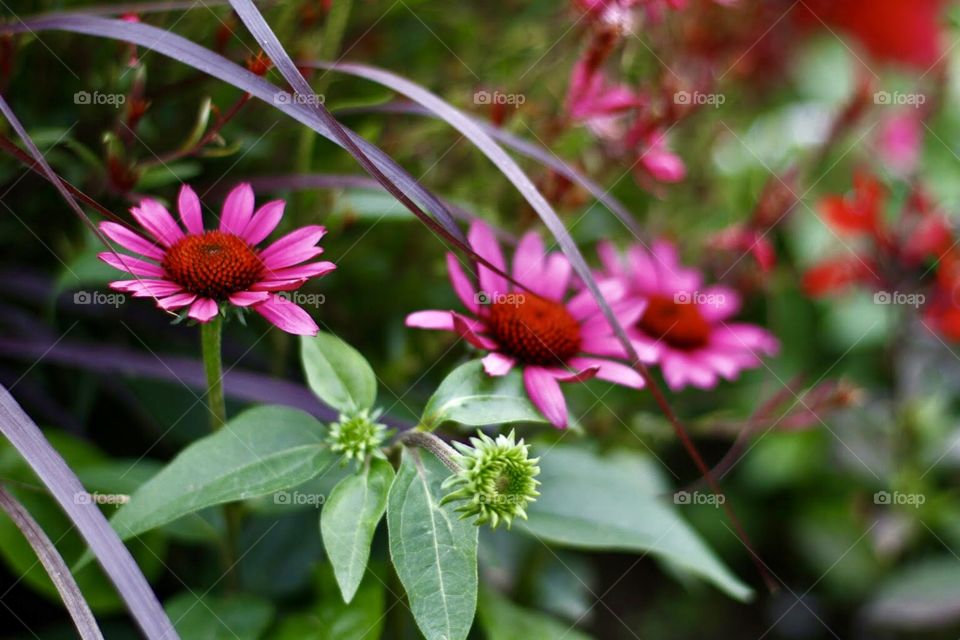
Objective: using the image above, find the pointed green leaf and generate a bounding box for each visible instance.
[111,406,334,541]
[421,360,547,429]
[388,449,478,640]
[520,445,753,602]
[301,332,377,413]
[164,592,274,640]
[479,588,594,640]
[321,457,394,603]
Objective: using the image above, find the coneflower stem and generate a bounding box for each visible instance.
[200,316,226,431]
[200,315,240,587]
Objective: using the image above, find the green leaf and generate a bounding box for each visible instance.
[111,405,334,541]
[863,556,960,629]
[164,592,274,640]
[321,457,394,603]
[388,449,478,640]
[478,588,594,640]
[421,360,547,429]
[520,445,753,602]
[273,567,385,639]
[301,332,377,413]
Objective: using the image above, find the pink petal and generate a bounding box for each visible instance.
[547,365,599,384]
[131,199,184,247]
[568,357,645,389]
[220,183,255,236]
[111,279,182,298]
[187,298,219,322]
[262,261,336,282]
[242,200,285,245]
[406,310,457,331]
[580,333,629,358]
[452,313,498,350]
[446,253,479,313]
[253,294,319,336]
[99,252,164,277]
[538,253,573,301]
[100,222,164,260]
[177,184,204,235]
[158,292,197,310]
[512,232,545,283]
[597,240,625,278]
[228,291,270,307]
[260,225,327,269]
[251,278,309,292]
[482,352,516,376]
[697,285,742,323]
[468,220,508,299]
[565,280,626,321]
[524,366,568,428]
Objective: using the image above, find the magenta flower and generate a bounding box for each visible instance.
[98,183,335,336]
[599,240,779,390]
[406,221,645,428]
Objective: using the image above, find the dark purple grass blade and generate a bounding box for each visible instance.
[337,101,645,240]
[0,386,177,639]
[0,337,412,430]
[0,485,104,640]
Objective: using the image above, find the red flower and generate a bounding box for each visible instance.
[798,0,946,69]
[802,256,877,297]
[818,171,885,237]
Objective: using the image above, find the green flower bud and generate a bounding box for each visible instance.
[327,409,389,463]
[441,430,540,529]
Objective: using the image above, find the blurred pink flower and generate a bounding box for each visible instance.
[406,220,645,428]
[566,60,643,122]
[99,183,335,335]
[875,111,923,176]
[599,240,778,390]
[637,130,686,183]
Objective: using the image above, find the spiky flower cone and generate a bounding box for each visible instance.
[327,409,389,463]
[441,430,540,529]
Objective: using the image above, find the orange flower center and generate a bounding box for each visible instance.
[485,293,581,365]
[162,231,263,299]
[637,294,711,349]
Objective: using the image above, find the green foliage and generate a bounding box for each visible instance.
[301,332,378,414]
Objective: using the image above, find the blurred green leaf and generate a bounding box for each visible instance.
[478,587,594,640]
[164,593,274,640]
[520,445,753,602]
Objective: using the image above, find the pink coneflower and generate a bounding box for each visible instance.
[406,220,645,428]
[599,240,778,390]
[98,183,335,336]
